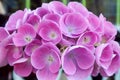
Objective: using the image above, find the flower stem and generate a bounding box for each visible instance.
[42,0,47,3]
[25,0,31,9]
[116,0,120,26]
[82,0,86,7]
[62,0,67,5]
[56,68,62,80]
[107,74,115,80]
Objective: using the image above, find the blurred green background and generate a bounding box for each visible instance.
[0,0,119,26]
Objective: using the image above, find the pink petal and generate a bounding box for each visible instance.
[100,45,113,62]
[0,34,13,48]
[43,42,61,56]
[41,3,49,9]
[100,60,112,70]
[68,2,89,17]
[77,31,99,45]
[95,43,113,69]
[22,9,32,23]
[17,23,36,37]
[31,43,61,72]
[39,20,62,44]
[7,45,22,66]
[26,14,41,32]
[88,12,101,31]
[83,45,95,53]
[36,68,58,80]
[95,44,108,65]
[27,15,40,25]
[60,13,88,38]
[5,10,25,31]
[101,41,120,76]
[13,58,28,64]
[14,58,32,77]
[104,54,120,76]
[25,39,42,56]
[13,24,36,46]
[43,13,60,23]
[0,27,9,41]
[103,21,117,41]
[72,46,95,69]
[0,45,8,67]
[35,7,50,17]
[49,49,61,73]
[99,14,106,21]
[59,35,77,46]
[62,48,76,75]
[48,1,69,15]
[0,35,13,64]
[31,46,48,69]
[13,33,28,46]
[93,14,105,35]
[66,66,93,80]
[110,41,120,54]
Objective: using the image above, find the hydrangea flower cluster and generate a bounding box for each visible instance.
[0,1,120,80]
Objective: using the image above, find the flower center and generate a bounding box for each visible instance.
[82,37,90,44]
[68,27,73,33]
[49,32,57,39]
[25,36,32,42]
[48,55,54,62]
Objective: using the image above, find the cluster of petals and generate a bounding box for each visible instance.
[0,1,119,80]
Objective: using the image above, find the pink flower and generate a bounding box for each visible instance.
[38,20,62,44]
[0,27,9,42]
[88,13,103,35]
[60,13,88,38]
[0,1,119,80]
[31,43,61,80]
[26,14,41,32]
[41,3,49,9]
[5,10,25,31]
[22,9,32,23]
[6,45,23,66]
[77,31,100,52]
[25,39,42,56]
[13,23,36,46]
[77,31,100,46]
[0,32,13,67]
[59,35,77,46]
[95,41,120,76]
[102,21,117,42]
[13,57,33,77]
[48,1,70,15]
[68,2,89,17]
[62,45,95,80]
[35,7,50,18]
[43,13,60,24]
